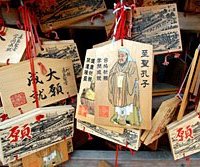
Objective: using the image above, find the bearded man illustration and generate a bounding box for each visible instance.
[108,48,142,126]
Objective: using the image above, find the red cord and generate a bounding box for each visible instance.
[20,5,39,108]
[115,145,119,167]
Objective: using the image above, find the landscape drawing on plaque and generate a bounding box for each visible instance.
[94,39,153,130]
[37,40,82,78]
[167,111,200,160]
[0,105,74,165]
[131,4,182,55]
[36,0,107,32]
[0,58,77,118]
[0,27,26,65]
[77,120,141,151]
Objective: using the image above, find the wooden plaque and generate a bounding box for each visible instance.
[76,48,124,134]
[167,111,200,160]
[77,120,141,151]
[94,39,153,130]
[0,105,74,165]
[185,0,200,13]
[22,140,69,167]
[0,58,77,118]
[0,27,26,65]
[37,40,82,78]
[141,96,181,145]
[131,4,182,55]
[36,0,107,32]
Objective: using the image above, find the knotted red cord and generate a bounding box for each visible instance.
[112,0,135,45]
[19,4,39,108]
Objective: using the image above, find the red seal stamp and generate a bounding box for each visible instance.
[10,92,27,107]
[99,105,109,118]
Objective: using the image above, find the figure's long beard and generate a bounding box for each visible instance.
[119,59,128,67]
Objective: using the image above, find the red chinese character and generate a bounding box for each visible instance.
[176,127,184,141]
[0,114,9,122]
[185,125,193,140]
[7,126,20,143]
[21,124,32,140]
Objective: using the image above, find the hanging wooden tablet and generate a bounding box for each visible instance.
[37,40,82,78]
[36,0,107,33]
[167,111,200,160]
[22,139,69,167]
[77,120,141,151]
[94,39,153,130]
[184,0,200,13]
[131,4,182,55]
[76,49,123,134]
[0,105,74,165]
[0,27,26,65]
[0,58,77,118]
[141,96,181,145]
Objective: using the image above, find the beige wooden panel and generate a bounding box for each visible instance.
[0,58,77,118]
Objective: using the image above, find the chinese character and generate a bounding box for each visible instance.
[103,64,108,68]
[141,50,149,57]
[185,125,193,140]
[86,64,90,69]
[88,77,92,82]
[176,127,184,141]
[30,89,47,103]
[27,72,44,86]
[46,68,60,81]
[83,76,88,81]
[103,70,108,75]
[90,64,94,70]
[21,124,32,140]
[97,76,102,81]
[62,67,71,85]
[97,64,102,69]
[141,70,149,77]
[84,70,88,75]
[141,80,149,88]
[97,70,102,75]
[88,71,93,76]
[141,60,149,67]
[104,58,108,63]
[97,58,102,63]
[86,58,90,63]
[0,114,9,122]
[103,76,108,81]
[49,83,64,97]
[7,126,20,143]
[91,58,95,64]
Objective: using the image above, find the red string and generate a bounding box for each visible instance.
[125,141,135,156]
[185,156,191,167]
[82,127,93,140]
[115,145,119,167]
[113,1,135,45]
[19,5,39,108]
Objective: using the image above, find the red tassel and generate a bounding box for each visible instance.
[38,62,48,75]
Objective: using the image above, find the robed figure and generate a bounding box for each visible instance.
[108,48,142,126]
